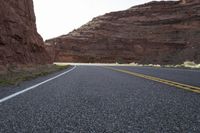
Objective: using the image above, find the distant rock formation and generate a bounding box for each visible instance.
[46,0,200,64]
[0,0,51,67]
[181,0,199,4]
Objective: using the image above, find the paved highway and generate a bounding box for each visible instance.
[0,65,200,132]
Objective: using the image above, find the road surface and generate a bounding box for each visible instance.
[0,65,200,132]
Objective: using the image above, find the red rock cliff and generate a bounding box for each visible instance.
[46,0,200,64]
[0,0,50,66]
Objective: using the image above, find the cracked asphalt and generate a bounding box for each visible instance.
[0,66,200,133]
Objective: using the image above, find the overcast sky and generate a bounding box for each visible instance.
[33,0,176,40]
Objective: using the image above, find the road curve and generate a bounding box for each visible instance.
[0,66,200,132]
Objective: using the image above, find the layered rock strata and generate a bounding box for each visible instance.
[46,0,200,64]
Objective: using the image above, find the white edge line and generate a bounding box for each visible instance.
[0,65,77,104]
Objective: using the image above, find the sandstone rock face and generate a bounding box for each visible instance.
[46,0,200,64]
[0,0,50,66]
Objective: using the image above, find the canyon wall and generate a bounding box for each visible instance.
[0,0,51,67]
[46,0,200,64]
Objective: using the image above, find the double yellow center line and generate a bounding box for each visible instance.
[104,67,200,94]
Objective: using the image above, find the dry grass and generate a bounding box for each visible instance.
[164,61,200,69]
[129,61,200,69]
[130,62,161,67]
[0,64,70,86]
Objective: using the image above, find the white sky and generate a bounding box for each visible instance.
[33,0,177,40]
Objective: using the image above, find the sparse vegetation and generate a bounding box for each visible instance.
[143,64,161,68]
[129,61,200,69]
[0,64,70,86]
[166,61,200,69]
[129,62,143,66]
[129,62,161,67]
[116,57,126,64]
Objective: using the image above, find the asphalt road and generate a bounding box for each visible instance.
[0,66,200,133]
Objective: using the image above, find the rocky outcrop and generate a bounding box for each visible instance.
[46,0,200,64]
[0,0,50,67]
[182,0,199,4]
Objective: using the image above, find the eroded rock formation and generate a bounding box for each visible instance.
[46,0,200,64]
[0,0,50,67]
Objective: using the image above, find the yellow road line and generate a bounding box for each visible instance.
[104,67,200,94]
